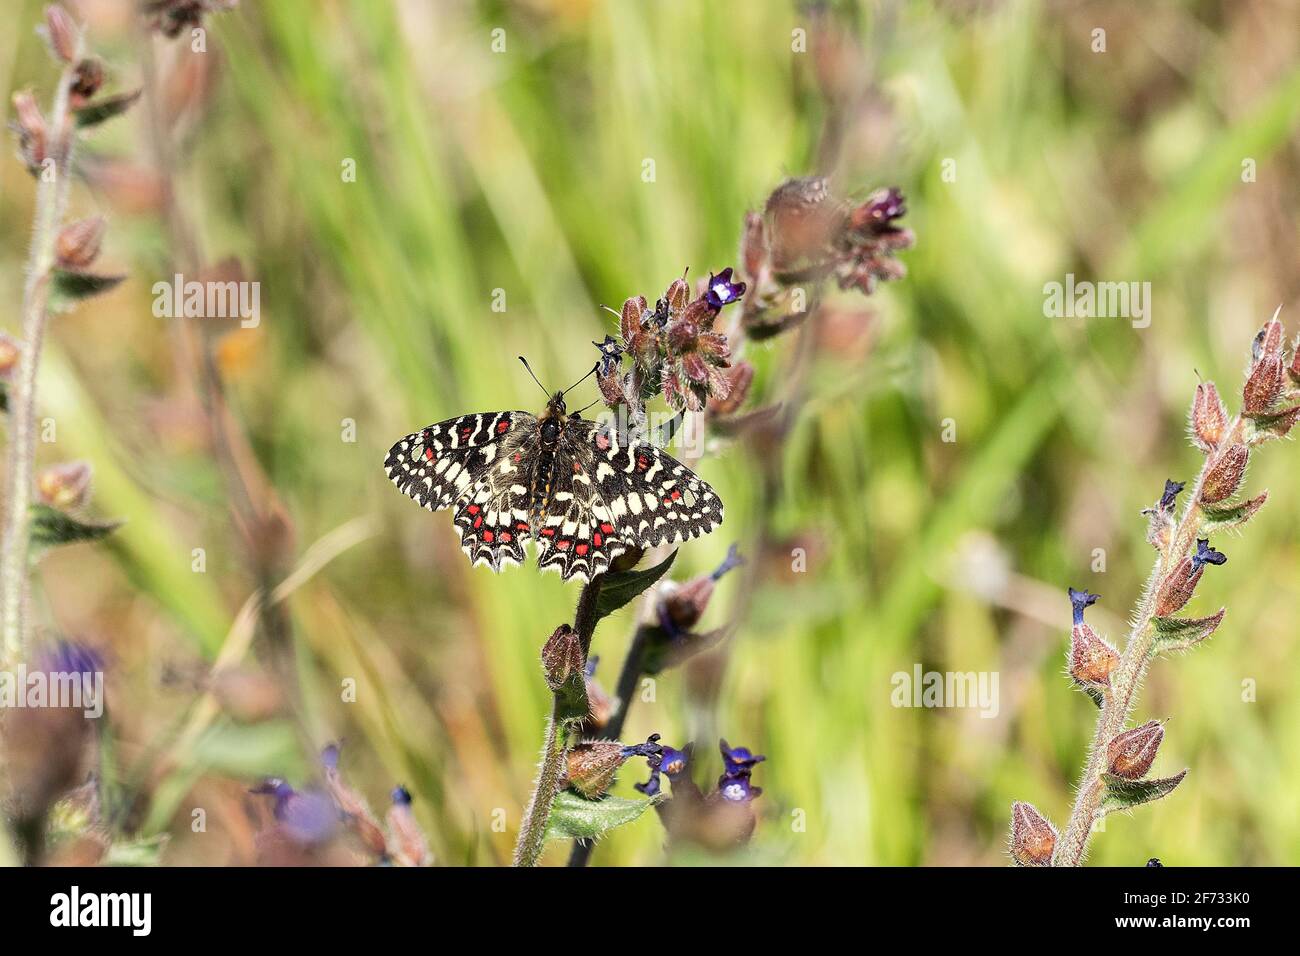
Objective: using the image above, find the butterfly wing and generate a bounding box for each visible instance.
[532,421,631,582]
[585,419,724,549]
[384,411,533,512]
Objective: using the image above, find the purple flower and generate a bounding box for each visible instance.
[391,785,412,807]
[320,742,340,771]
[1192,538,1227,569]
[704,268,746,310]
[592,335,623,376]
[659,744,690,780]
[251,778,339,845]
[1068,587,1099,626]
[1158,479,1186,512]
[716,773,762,803]
[620,733,663,760]
[633,756,663,798]
[862,187,906,226]
[719,739,765,775]
[37,641,103,677]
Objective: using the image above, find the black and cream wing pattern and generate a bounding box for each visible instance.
[384,409,723,583]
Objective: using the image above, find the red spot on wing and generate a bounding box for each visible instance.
[541,528,556,537]
[496,419,509,433]
[576,543,589,556]
[483,530,495,543]
[424,447,435,461]
[593,533,603,546]
[596,432,611,450]
[516,521,530,532]
[473,515,483,529]
[600,523,614,534]
[467,504,480,515]
[500,531,512,542]
[557,539,571,551]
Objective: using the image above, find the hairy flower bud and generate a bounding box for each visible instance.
[12,90,48,171]
[55,216,106,270]
[1154,539,1225,617]
[1243,355,1285,415]
[43,5,79,63]
[1200,443,1248,503]
[70,57,105,104]
[1190,382,1227,451]
[386,786,431,867]
[541,624,583,694]
[707,361,754,417]
[36,460,92,510]
[1107,720,1165,780]
[564,734,661,799]
[1009,801,1056,867]
[741,211,768,282]
[1070,622,1119,685]
[657,544,743,634]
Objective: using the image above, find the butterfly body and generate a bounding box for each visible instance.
[385,393,722,582]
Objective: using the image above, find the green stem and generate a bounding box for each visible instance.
[512,698,569,867]
[1,57,79,664]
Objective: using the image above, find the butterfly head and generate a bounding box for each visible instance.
[544,390,567,418]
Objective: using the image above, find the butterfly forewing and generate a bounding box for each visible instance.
[384,411,532,512]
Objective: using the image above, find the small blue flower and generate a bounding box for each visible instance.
[37,640,102,676]
[1192,538,1227,570]
[250,778,339,845]
[391,785,412,807]
[1068,587,1099,626]
[719,738,765,775]
[1158,479,1186,512]
[704,268,746,310]
[659,744,690,780]
[717,773,762,803]
[584,655,599,680]
[633,757,663,798]
[592,335,623,376]
[711,543,744,581]
[620,732,663,760]
[320,742,340,771]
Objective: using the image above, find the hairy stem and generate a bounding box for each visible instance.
[1,60,79,664]
[512,698,568,867]
[1054,415,1243,866]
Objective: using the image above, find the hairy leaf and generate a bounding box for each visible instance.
[1153,608,1226,654]
[1199,493,1268,535]
[74,89,142,128]
[29,504,121,557]
[544,791,660,842]
[1099,770,1188,816]
[593,550,677,623]
[50,269,126,311]
[1244,406,1300,444]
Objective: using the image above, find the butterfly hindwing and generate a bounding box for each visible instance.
[585,420,724,549]
[533,422,630,582]
[451,438,537,571]
[384,411,532,512]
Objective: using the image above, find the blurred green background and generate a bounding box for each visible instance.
[2,0,1299,865]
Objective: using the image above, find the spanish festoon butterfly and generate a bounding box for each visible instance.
[383,361,723,583]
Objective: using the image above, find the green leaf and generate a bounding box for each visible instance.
[102,834,169,867]
[593,550,677,623]
[1199,493,1268,535]
[1099,770,1188,816]
[73,89,142,128]
[1153,608,1226,654]
[29,503,122,558]
[49,269,126,311]
[1244,406,1300,444]
[544,790,660,842]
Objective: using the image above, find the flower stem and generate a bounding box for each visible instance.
[512,697,569,867]
[1,60,79,664]
[1053,415,1242,865]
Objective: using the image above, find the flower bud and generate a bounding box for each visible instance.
[12,91,48,171]
[36,460,92,510]
[1070,622,1119,685]
[707,361,754,417]
[70,58,105,104]
[657,544,743,634]
[563,734,661,799]
[43,5,79,63]
[0,334,21,380]
[1107,720,1164,780]
[1009,801,1056,867]
[386,786,431,867]
[1243,355,1284,415]
[1154,539,1225,617]
[1143,479,1184,550]
[741,211,768,281]
[1190,382,1227,452]
[1199,443,1248,503]
[55,216,106,270]
[1251,314,1284,364]
[541,624,583,694]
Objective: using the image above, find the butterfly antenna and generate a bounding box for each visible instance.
[572,396,602,415]
[518,356,551,399]
[561,363,600,397]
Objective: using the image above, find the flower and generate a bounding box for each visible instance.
[386,785,431,866]
[1068,587,1099,627]
[719,738,765,776]
[1192,538,1227,569]
[1154,540,1226,617]
[716,773,761,803]
[704,268,746,309]
[633,741,692,798]
[250,779,339,846]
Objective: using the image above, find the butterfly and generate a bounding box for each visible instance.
[383,362,723,583]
